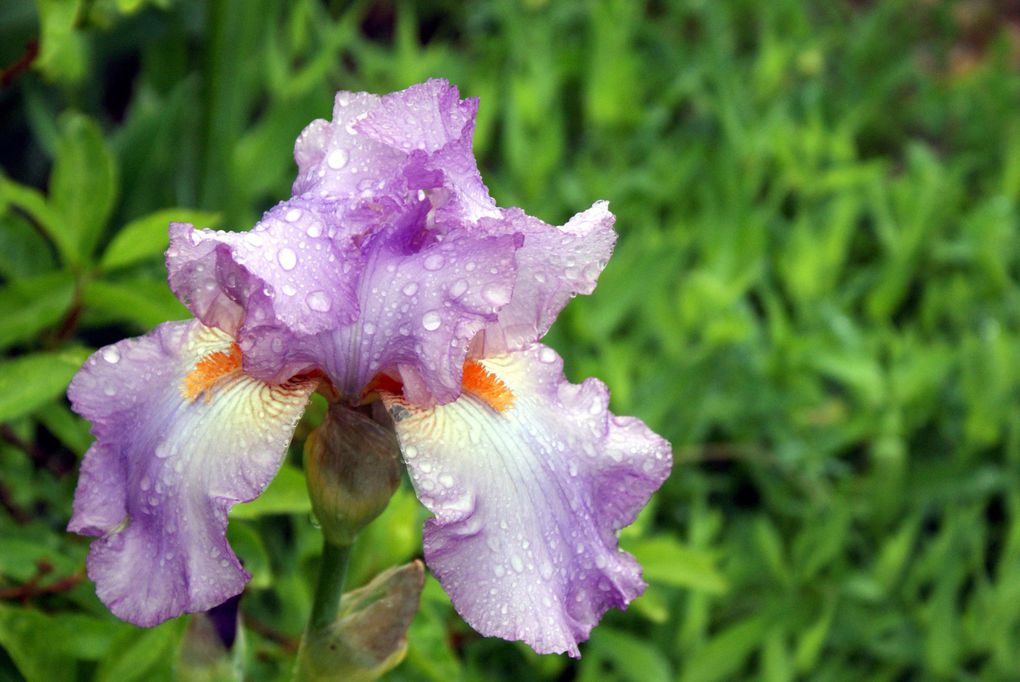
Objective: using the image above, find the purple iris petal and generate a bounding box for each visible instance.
[293,79,498,223]
[67,321,316,626]
[288,229,523,406]
[167,197,362,338]
[69,79,672,651]
[383,344,672,657]
[478,202,617,355]
[166,79,533,401]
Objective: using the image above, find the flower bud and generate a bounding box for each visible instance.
[304,404,402,546]
[296,560,425,681]
[178,595,244,681]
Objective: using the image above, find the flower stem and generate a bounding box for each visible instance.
[307,539,352,633]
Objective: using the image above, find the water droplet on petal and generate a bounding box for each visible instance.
[510,555,524,573]
[363,322,376,335]
[483,283,511,306]
[306,222,323,237]
[102,347,121,364]
[326,149,349,169]
[448,279,468,298]
[539,347,557,363]
[421,310,442,331]
[285,208,302,222]
[402,282,419,296]
[404,445,418,459]
[423,253,445,271]
[306,291,331,312]
[278,248,297,271]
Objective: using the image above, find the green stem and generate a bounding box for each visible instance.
[307,539,352,633]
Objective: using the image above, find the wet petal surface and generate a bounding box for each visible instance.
[480,202,617,354]
[167,197,361,339]
[67,321,316,626]
[256,228,522,405]
[292,79,497,222]
[383,344,672,656]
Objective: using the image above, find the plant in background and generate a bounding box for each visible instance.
[65,80,672,675]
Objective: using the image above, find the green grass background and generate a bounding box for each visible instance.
[2,1,1020,680]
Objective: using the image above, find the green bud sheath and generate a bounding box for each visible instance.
[296,561,425,682]
[304,404,402,547]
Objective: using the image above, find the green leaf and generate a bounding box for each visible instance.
[82,279,189,330]
[0,603,77,681]
[624,536,728,594]
[34,0,86,84]
[680,616,769,682]
[0,347,90,423]
[0,537,81,582]
[93,619,185,682]
[226,522,272,589]
[50,112,119,263]
[36,401,93,456]
[229,464,310,520]
[0,271,75,351]
[794,600,835,673]
[0,210,56,278]
[0,175,76,265]
[578,627,672,682]
[101,209,220,270]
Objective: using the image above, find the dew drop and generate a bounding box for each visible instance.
[282,284,297,296]
[493,564,506,578]
[326,148,349,169]
[306,290,331,312]
[539,347,557,363]
[306,222,323,238]
[285,208,302,222]
[423,253,445,271]
[404,445,418,459]
[102,347,121,364]
[363,322,376,335]
[510,555,524,573]
[483,283,511,306]
[402,282,419,296]
[278,247,297,271]
[421,310,442,331]
[448,279,468,298]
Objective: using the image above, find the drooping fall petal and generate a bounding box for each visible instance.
[67,321,317,626]
[383,344,671,656]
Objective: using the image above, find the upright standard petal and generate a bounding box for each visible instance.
[262,227,522,406]
[382,345,672,656]
[67,321,317,626]
[292,79,498,223]
[167,197,362,340]
[479,202,617,354]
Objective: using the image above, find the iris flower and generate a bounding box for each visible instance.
[68,80,672,656]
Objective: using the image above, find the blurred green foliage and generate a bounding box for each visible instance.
[1,0,1019,680]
